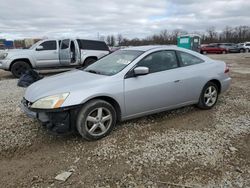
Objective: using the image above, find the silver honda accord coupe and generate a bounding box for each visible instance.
[21,45,231,140]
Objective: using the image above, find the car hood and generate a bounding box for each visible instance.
[24,69,108,102]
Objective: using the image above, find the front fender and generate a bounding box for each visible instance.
[61,81,125,115]
[9,54,35,68]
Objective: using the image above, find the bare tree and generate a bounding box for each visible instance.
[106,35,111,46]
[232,26,250,42]
[221,26,234,42]
[110,35,116,46]
[170,29,188,43]
[206,26,218,43]
[107,25,250,46]
[117,34,123,46]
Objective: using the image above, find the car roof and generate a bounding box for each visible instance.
[121,45,211,62]
[121,45,178,52]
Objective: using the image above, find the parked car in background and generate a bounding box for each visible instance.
[21,45,231,140]
[0,39,110,77]
[200,44,228,54]
[218,43,241,53]
[237,42,250,53]
[237,43,245,52]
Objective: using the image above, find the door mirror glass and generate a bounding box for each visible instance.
[134,66,149,76]
[36,46,44,51]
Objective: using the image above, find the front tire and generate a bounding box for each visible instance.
[197,82,219,109]
[11,61,31,78]
[76,99,117,141]
[246,48,250,53]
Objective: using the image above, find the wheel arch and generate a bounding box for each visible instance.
[83,56,98,63]
[9,58,33,71]
[208,79,221,94]
[82,96,122,122]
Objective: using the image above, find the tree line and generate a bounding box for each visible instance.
[104,25,250,46]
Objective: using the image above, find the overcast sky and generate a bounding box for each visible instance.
[0,0,249,40]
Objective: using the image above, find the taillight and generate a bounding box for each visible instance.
[225,66,230,73]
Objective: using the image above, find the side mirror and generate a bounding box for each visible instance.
[36,46,44,51]
[134,66,149,76]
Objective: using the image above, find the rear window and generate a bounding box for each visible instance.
[77,39,109,51]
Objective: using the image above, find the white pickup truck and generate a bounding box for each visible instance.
[0,39,110,77]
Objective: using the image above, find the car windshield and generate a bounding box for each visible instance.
[29,42,38,49]
[83,50,143,76]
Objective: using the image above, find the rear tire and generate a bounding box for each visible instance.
[246,48,249,53]
[240,49,245,53]
[83,58,97,67]
[222,50,227,54]
[11,61,31,78]
[76,99,117,141]
[197,82,219,110]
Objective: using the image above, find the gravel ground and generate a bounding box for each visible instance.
[0,53,249,187]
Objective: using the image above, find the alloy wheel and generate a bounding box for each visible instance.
[204,86,218,107]
[85,107,112,136]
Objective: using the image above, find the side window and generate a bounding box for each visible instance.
[178,51,204,66]
[246,43,250,46]
[137,51,178,73]
[61,39,70,49]
[39,41,56,50]
[77,40,109,51]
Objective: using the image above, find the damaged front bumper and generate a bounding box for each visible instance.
[21,98,79,134]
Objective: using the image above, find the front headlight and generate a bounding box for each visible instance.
[0,53,8,60]
[31,93,69,109]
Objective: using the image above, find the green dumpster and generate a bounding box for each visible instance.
[177,34,201,52]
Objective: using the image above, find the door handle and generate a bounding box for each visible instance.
[174,80,180,83]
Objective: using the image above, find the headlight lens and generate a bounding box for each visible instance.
[31,93,69,109]
[0,53,8,60]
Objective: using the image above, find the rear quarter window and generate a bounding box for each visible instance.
[77,40,109,51]
[177,51,204,66]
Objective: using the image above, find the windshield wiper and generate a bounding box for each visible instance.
[85,69,102,75]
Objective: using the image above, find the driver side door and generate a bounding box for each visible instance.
[124,50,182,118]
[34,40,59,67]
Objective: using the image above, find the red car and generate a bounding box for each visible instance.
[200,44,228,54]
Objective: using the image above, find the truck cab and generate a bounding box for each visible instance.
[30,39,61,67]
